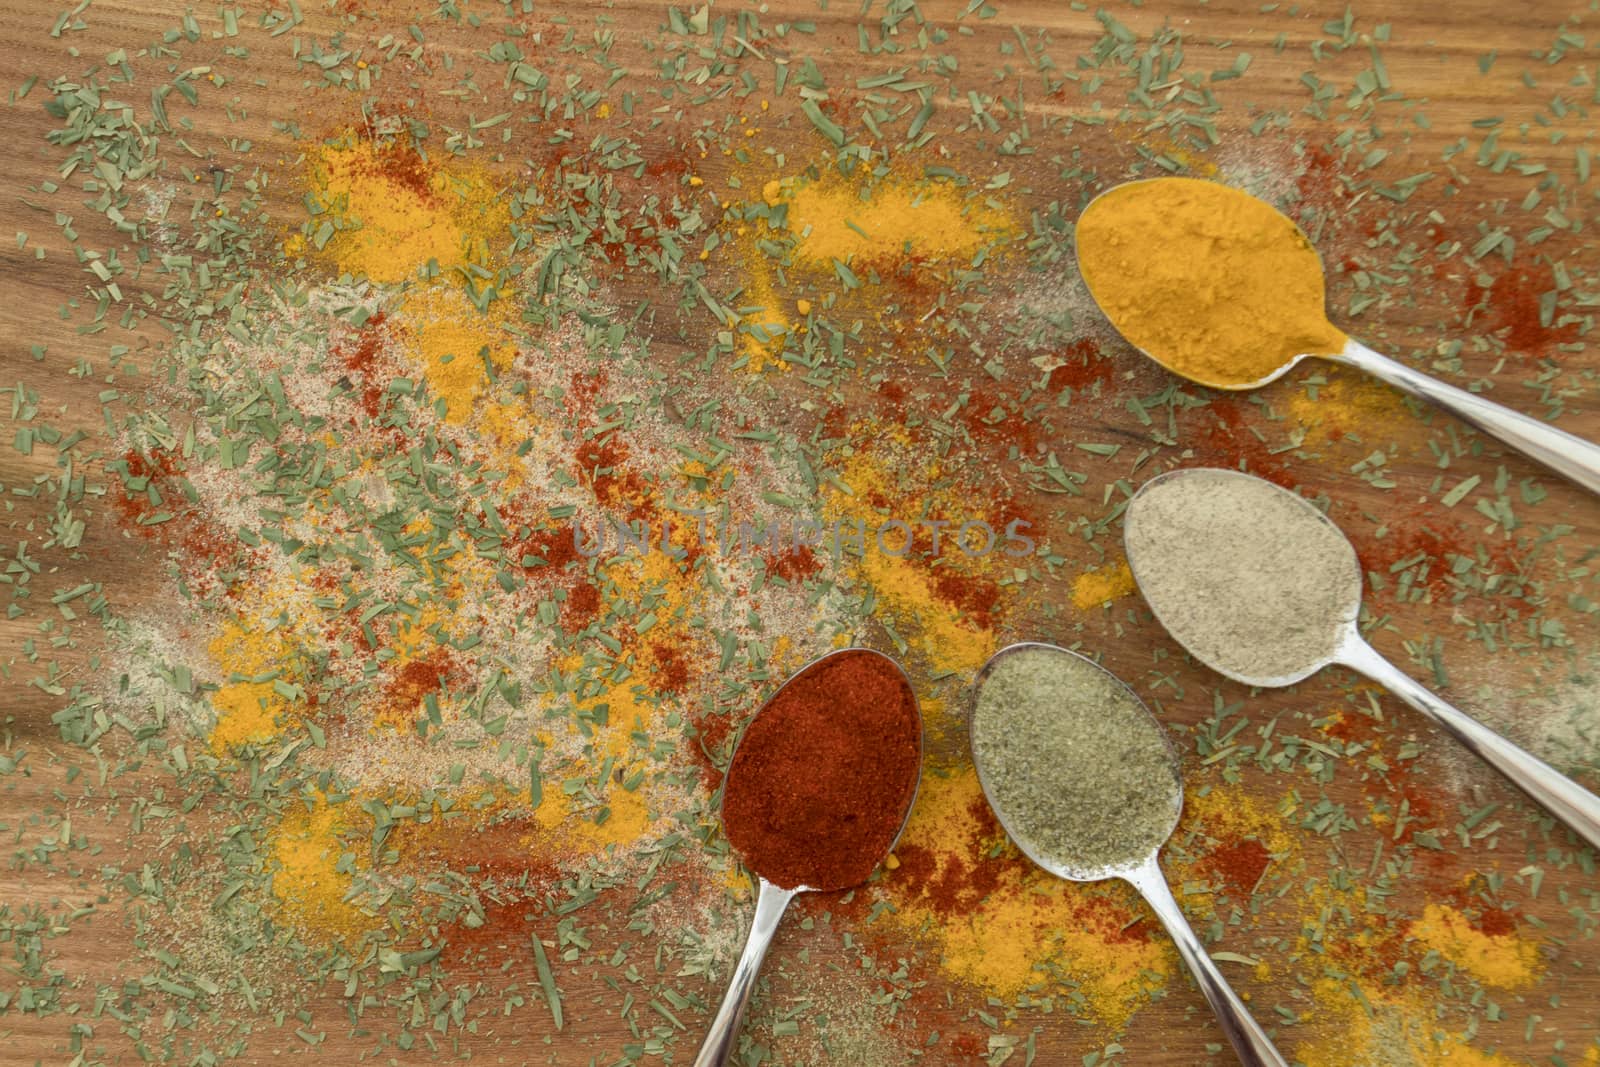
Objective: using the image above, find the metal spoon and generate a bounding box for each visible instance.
[1124,466,1600,852]
[693,647,923,1067]
[1076,177,1600,498]
[970,642,1288,1067]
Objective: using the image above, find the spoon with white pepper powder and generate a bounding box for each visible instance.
[1124,467,1600,852]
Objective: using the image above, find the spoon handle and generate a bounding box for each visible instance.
[692,877,799,1067]
[1331,339,1600,498]
[1124,856,1288,1067]
[1340,635,1600,853]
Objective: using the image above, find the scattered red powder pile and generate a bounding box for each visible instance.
[1204,837,1271,894]
[932,571,1003,629]
[1198,398,1295,488]
[1046,338,1116,393]
[1465,263,1579,356]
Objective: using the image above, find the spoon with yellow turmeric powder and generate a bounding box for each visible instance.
[1075,178,1600,497]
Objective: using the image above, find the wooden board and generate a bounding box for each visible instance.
[2,0,1599,1064]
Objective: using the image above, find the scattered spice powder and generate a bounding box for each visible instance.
[292,135,509,284]
[1296,976,1526,1067]
[13,3,1600,1063]
[822,438,1015,678]
[1044,338,1118,394]
[767,171,1014,270]
[731,238,795,371]
[1169,787,1300,916]
[269,793,377,941]
[882,765,1173,1027]
[721,649,922,890]
[1464,262,1581,357]
[1070,560,1136,610]
[1285,370,1412,448]
[207,598,312,751]
[395,285,516,423]
[1407,902,1543,989]
[1194,395,1298,488]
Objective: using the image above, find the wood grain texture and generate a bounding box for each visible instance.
[2,0,1599,1064]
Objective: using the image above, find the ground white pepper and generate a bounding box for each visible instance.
[970,644,1182,878]
[1122,468,1361,685]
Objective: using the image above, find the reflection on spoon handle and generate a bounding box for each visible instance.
[1331,339,1600,498]
[1339,634,1600,853]
[692,878,799,1067]
[1124,856,1289,1067]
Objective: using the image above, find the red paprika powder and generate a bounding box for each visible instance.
[720,648,922,891]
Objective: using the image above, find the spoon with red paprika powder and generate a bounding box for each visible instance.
[693,647,923,1067]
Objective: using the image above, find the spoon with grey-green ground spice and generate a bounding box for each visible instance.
[1123,466,1600,853]
[969,642,1289,1067]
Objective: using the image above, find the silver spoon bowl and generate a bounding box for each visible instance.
[1076,177,1600,498]
[1125,467,1600,852]
[693,647,923,1067]
[971,642,1288,1067]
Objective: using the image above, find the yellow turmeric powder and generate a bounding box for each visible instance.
[207,611,306,752]
[296,136,507,284]
[1070,561,1136,610]
[1296,975,1523,1067]
[1407,902,1542,989]
[268,793,379,941]
[1074,178,1347,388]
[882,765,1172,1028]
[396,285,515,423]
[823,439,1007,680]
[769,171,1014,268]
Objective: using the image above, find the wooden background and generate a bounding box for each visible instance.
[3,0,1599,1064]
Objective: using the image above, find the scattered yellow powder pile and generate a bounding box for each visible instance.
[209,682,289,751]
[766,172,1015,268]
[561,786,655,851]
[824,445,1006,678]
[387,781,649,885]
[860,550,997,675]
[728,168,1013,372]
[1286,370,1411,447]
[294,136,509,284]
[382,601,457,663]
[474,399,545,488]
[532,679,663,854]
[601,550,703,660]
[207,601,310,753]
[396,285,517,423]
[1296,977,1522,1067]
[734,255,794,371]
[1290,876,1424,995]
[1287,863,1542,1065]
[1071,560,1136,609]
[1184,787,1298,856]
[532,770,653,849]
[883,765,1172,1029]
[287,133,530,427]
[1154,142,1220,178]
[584,681,660,762]
[269,793,378,941]
[1407,903,1542,989]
